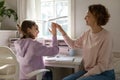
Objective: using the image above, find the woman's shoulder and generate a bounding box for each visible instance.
[80,29,91,37]
[103,29,112,37]
[100,29,113,41]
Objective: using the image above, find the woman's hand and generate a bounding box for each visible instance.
[54,23,67,36]
[49,22,57,36]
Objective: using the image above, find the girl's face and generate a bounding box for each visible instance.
[27,25,39,38]
[85,11,97,27]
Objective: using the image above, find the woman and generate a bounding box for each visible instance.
[14,20,59,80]
[55,4,115,80]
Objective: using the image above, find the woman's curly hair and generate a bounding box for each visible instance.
[88,4,110,26]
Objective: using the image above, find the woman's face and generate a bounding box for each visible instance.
[85,11,97,27]
[27,25,39,38]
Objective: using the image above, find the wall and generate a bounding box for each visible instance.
[0,30,17,46]
[75,0,120,52]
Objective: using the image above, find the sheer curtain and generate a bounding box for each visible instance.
[17,0,40,24]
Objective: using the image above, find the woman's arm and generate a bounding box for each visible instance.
[55,23,84,49]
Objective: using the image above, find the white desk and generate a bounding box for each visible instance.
[44,54,82,72]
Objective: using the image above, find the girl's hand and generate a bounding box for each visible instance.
[17,24,22,34]
[49,22,57,36]
[55,23,63,32]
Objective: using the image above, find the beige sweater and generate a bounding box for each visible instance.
[63,29,114,77]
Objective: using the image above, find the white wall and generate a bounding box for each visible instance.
[75,0,120,52]
[0,30,17,46]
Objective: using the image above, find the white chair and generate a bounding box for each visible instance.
[0,46,49,80]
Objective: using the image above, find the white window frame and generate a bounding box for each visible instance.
[69,0,75,39]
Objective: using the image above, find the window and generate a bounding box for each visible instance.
[36,0,73,39]
[17,0,75,39]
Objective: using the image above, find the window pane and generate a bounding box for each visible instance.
[37,0,69,39]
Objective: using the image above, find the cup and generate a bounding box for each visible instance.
[69,49,75,56]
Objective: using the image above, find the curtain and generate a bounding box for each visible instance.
[17,0,40,24]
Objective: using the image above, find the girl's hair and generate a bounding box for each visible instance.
[21,20,36,39]
[88,4,110,26]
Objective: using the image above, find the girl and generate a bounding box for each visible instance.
[14,20,59,80]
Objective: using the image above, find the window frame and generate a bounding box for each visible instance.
[17,0,76,39]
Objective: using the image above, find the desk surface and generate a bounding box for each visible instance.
[44,54,82,72]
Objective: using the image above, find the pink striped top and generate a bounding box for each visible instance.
[63,29,114,76]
